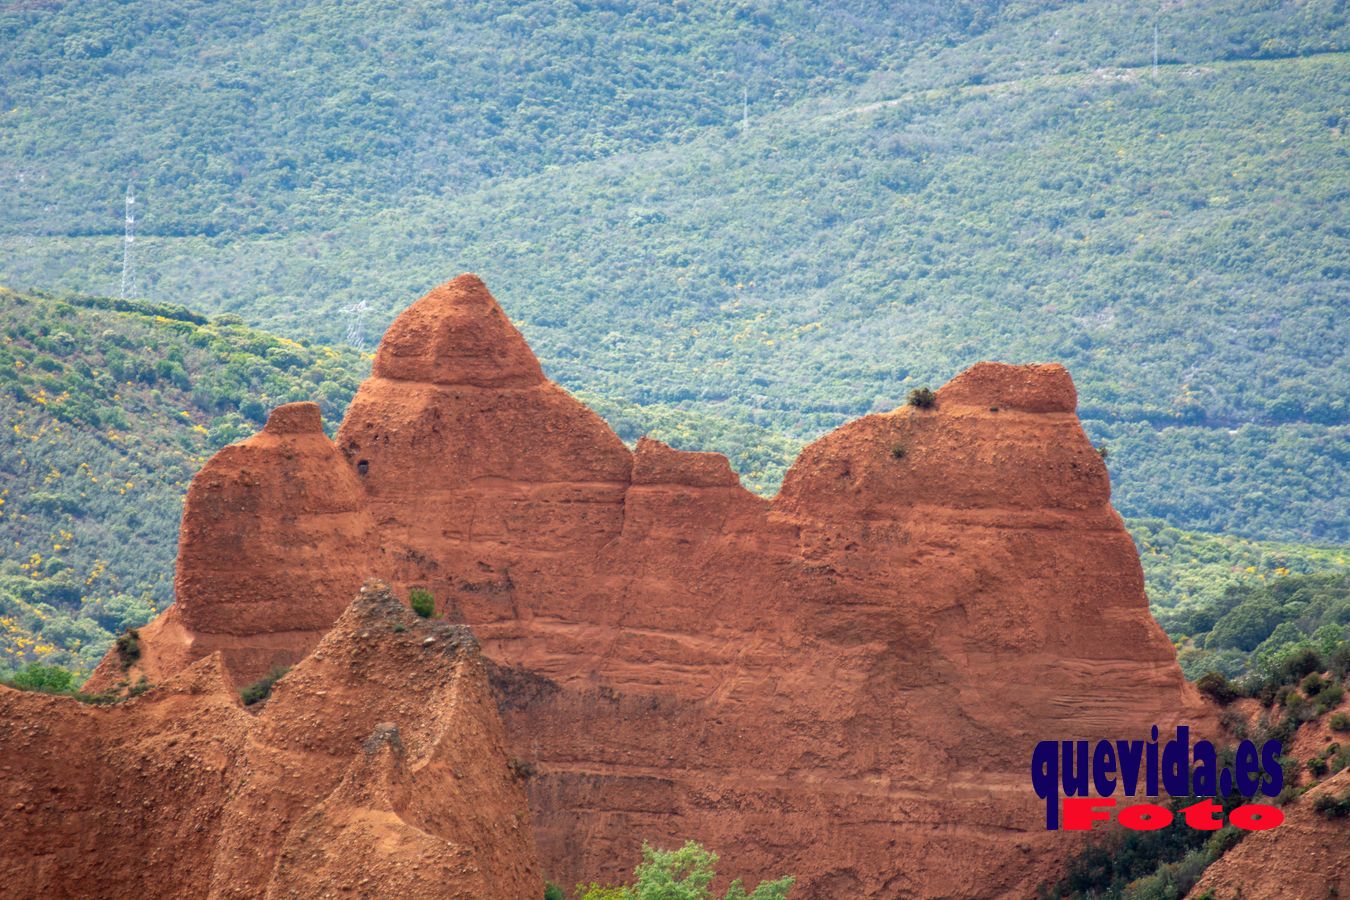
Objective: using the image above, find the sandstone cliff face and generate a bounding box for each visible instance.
[83,275,1216,896]
[4,582,540,899]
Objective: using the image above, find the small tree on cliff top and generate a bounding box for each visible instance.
[907,387,936,409]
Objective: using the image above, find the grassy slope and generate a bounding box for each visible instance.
[0,287,1344,677]
[1,0,1344,541]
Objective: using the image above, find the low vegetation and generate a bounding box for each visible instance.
[2,661,76,694]
[3,3,1346,546]
[239,666,290,706]
[1312,789,1350,818]
[2,289,1343,687]
[1,661,150,704]
[409,588,435,619]
[1157,571,1347,681]
[1195,671,1240,706]
[906,387,937,410]
[1039,795,1246,900]
[576,841,793,900]
[114,627,140,668]
[0,287,366,677]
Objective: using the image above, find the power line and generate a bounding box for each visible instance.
[340,300,369,351]
[120,184,136,299]
[1153,20,1159,81]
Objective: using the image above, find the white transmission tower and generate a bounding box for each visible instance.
[341,300,370,351]
[1153,20,1159,81]
[120,184,136,299]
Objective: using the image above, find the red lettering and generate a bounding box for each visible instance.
[1052,797,1286,832]
[1229,803,1284,831]
[1180,798,1224,831]
[1062,797,1116,830]
[1118,802,1173,830]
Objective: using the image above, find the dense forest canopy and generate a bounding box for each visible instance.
[1,0,1345,542]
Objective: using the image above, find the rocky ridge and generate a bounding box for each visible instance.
[81,274,1216,896]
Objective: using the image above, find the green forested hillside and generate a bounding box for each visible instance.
[2,0,1345,542]
[0,287,366,673]
[1134,520,1348,677]
[0,288,1344,679]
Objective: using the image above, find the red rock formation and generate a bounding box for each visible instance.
[1186,768,1350,899]
[2,582,540,899]
[87,401,377,691]
[82,274,1219,896]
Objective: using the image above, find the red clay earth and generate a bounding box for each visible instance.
[1187,767,1349,898]
[2,581,541,898]
[31,275,1225,896]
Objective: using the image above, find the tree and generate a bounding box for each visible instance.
[4,663,77,693]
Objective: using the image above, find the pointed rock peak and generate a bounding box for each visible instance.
[338,580,481,657]
[373,274,546,388]
[936,362,1077,413]
[351,578,406,618]
[263,401,325,435]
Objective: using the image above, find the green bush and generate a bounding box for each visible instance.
[890,444,907,460]
[1278,648,1323,683]
[1272,754,1303,804]
[409,588,435,618]
[575,887,627,900]
[1218,709,1248,740]
[578,841,793,900]
[907,387,937,410]
[1329,744,1350,775]
[1169,578,1347,684]
[115,628,141,668]
[239,666,290,706]
[1316,682,1344,715]
[1196,672,1239,705]
[1300,672,1325,696]
[1330,643,1350,679]
[3,662,77,694]
[1040,793,1249,897]
[544,883,565,900]
[1331,712,1350,732]
[1311,790,1350,818]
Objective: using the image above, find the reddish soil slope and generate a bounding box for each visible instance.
[82,275,1217,896]
[4,582,540,898]
[1187,768,1349,899]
